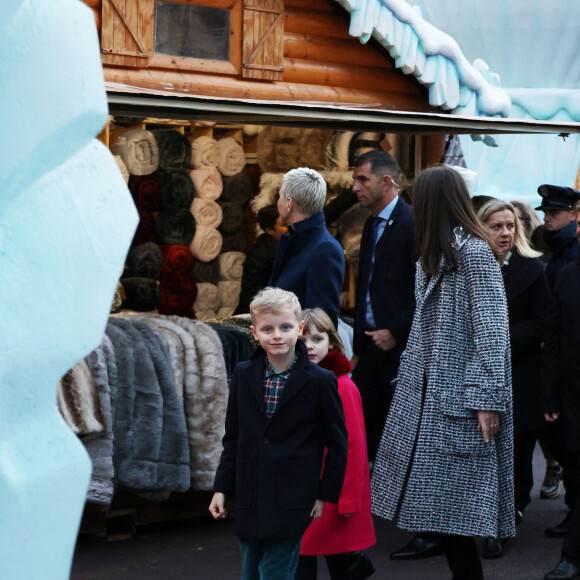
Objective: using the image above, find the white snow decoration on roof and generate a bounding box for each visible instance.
[333,0,511,119]
[507,89,580,123]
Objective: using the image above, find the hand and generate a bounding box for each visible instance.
[477,410,499,443]
[544,412,560,423]
[364,329,397,351]
[209,492,227,519]
[350,354,359,369]
[310,499,325,519]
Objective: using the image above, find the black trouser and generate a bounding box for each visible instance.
[514,429,537,512]
[562,456,580,566]
[352,335,399,462]
[427,534,483,580]
[295,553,352,580]
[541,421,579,508]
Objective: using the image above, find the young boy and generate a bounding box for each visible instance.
[210,287,348,579]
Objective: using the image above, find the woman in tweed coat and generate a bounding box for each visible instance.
[371,166,515,580]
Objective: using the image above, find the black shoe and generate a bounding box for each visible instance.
[545,511,573,538]
[544,559,580,579]
[483,537,504,559]
[541,465,565,499]
[348,551,375,580]
[389,534,444,560]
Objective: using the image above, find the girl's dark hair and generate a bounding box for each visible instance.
[412,165,495,275]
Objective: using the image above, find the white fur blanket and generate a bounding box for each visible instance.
[189,225,223,262]
[191,135,220,169]
[57,359,106,438]
[190,198,223,229]
[114,129,159,176]
[218,280,241,308]
[250,172,284,217]
[217,137,246,176]
[334,203,372,262]
[168,317,229,490]
[194,282,220,312]
[218,251,246,281]
[189,166,223,200]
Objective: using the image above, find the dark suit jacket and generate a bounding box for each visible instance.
[213,340,348,540]
[353,197,416,359]
[541,254,580,454]
[269,211,345,326]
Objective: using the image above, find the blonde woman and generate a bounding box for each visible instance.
[478,200,551,558]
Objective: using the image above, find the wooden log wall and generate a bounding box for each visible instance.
[82,0,433,113]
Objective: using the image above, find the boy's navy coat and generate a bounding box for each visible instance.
[213,340,348,540]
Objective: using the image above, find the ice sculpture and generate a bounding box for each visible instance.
[0,1,138,578]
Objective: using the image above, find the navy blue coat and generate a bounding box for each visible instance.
[544,221,579,290]
[353,197,416,359]
[269,212,345,325]
[212,340,348,540]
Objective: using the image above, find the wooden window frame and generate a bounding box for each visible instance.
[149,0,242,75]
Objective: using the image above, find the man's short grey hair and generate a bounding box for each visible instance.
[280,167,327,217]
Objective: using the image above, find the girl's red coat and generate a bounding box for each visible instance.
[300,349,376,554]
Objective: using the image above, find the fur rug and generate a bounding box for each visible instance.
[152,129,192,171]
[155,169,196,211]
[194,282,221,312]
[217,201,244,234]
[218,251,246,281]
[190,198,223,229]
[218,280,241,308]
[191,135,220,169]
[168,317,229,490]
[84,338,116,506]
[106,318,190,492]
[189,226,223,263]
[57,359,106,438]
[217,137,246,176]
[114,155,129,184]
[220,229,247,253]
[192,257,220,284]
[125,242,163,279]
[189,167,223,200]
[221,173,253,205]
[155,209,196,246]
[121,276,161,311]
[114,129,159,176]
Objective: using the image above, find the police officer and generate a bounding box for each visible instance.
[536,184,580,289]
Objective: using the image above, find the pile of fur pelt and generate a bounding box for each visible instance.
[57,313,254,508]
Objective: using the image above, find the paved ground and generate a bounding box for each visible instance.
[71,445,569,579]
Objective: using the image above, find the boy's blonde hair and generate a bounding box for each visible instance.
[301,308,345,355]
[250,287,302,324]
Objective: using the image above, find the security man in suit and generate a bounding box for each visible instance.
[351,150,416,464]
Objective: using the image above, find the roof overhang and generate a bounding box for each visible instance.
[107,86,580,137]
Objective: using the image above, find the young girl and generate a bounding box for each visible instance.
[296,308,375,580]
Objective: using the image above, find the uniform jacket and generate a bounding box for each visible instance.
[212,340,348,540]
[269,212,345,326]
[371,231,515,539]
[300,350,376,555]
[353,197,416,359]
[544,221,580,290]
[541,254,580,455]
[235,233,277,314]
[502,250,550,431]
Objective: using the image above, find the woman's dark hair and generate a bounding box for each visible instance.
[413,165,495,275]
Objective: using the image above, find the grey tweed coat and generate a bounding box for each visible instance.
[371,230,515,539]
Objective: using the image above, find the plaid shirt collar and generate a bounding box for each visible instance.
[264,357,296,379]
[263,356,297,418]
